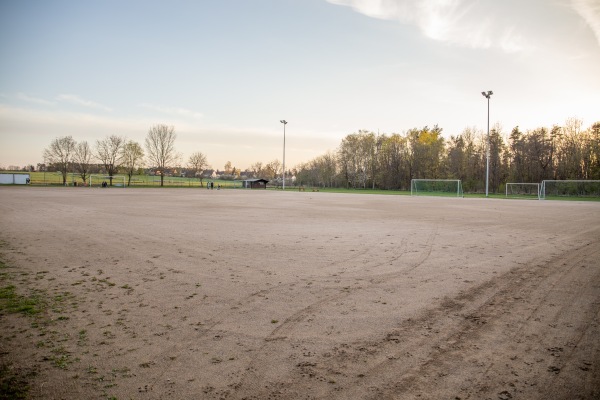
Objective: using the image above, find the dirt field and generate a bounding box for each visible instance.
[0,187,598,400]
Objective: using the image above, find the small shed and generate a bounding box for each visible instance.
[242,179,269,189]
[0,173,30,185]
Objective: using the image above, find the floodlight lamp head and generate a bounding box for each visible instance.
[481,91,486,97]
[280,120,287,124]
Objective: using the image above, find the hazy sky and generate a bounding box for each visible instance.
[1,0,599,171]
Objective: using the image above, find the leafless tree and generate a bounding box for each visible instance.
[188,152,209,187]
[250,162,263,178]
[43,136,76,185]
[121,140,145,186]
[96,135,125,186]
[145,124,179,187]
[73,141,93,184]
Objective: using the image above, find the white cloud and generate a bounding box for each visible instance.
[16,92,56,106]
[571,0,600,47]
[326,0,528,52]
[56,94,112,112]
[139,103,204,119]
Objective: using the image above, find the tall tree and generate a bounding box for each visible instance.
[407,126,445,184]
[317,151,338,188]
[121,140,145,186]
[224,161,232,174]
[145,124,179,187]
[337,132,363,188]
[488,125,507,193]
[264,159,282,181]
[250,162,263,178]
[96,135,125,186]
[580,122,600,179]
[43,136,76,185]
[188,152,209,187]
[525,127,555,182]
[555,118,584,179]
[377,133,409,190]
[589,122,600,179]
[508,126,525,182]
[73,141,93,184]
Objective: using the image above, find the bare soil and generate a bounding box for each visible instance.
[0,187,598,400]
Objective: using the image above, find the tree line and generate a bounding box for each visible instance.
[294,118,600,193]
[40,123,288,187]
[36,118,600,191]
[42,124,207,187]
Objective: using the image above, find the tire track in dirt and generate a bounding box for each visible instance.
[228,223,439,399]
[144,231,402,384]
[293,240,600,400]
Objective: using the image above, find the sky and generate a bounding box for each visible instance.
[1,0,599,171]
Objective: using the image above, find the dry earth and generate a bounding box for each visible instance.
[0,187,598,400]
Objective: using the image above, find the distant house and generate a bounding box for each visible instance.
[242,179,268,189]
[202,169,217,179]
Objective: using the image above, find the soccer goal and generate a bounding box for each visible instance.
[88,175,126,188]
[540,180,600,200]
[505,183,540,200]
[410,179,463,197]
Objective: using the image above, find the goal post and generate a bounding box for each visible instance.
[410,179,463,197]
[540,180,600,200]
[505,183,540,200]
[88,175,126,188]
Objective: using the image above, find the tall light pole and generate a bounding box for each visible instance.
[280,120,287,190]
[481,90,493,197]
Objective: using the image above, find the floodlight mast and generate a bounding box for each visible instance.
[280,120,287,190]
[481,90,493,197]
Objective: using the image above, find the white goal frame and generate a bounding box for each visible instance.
[88,175,126,188]
[505,183,540,200]
[410,179,463,197]
[540,180,600,200]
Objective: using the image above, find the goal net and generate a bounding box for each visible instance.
[540,180,600,200]
[505,183,540,200]
[88,175,126,188]
[411,179,463,197]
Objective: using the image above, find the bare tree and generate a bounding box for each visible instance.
[188,152,209,187]
[96,135,125,186]
[145,124,179,187]
[250,162,263,178]
[43,136,76,185]
[73,141,93,185]
[121,140,145,186]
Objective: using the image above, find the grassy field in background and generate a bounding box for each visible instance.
[2,171,599,201]
[12,172,242,188]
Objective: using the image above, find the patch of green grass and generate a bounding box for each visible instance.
[0,285,44,315]
[98,279,115,287]
[77,329,87,346]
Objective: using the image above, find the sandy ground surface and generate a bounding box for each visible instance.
[0,187,598,400]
